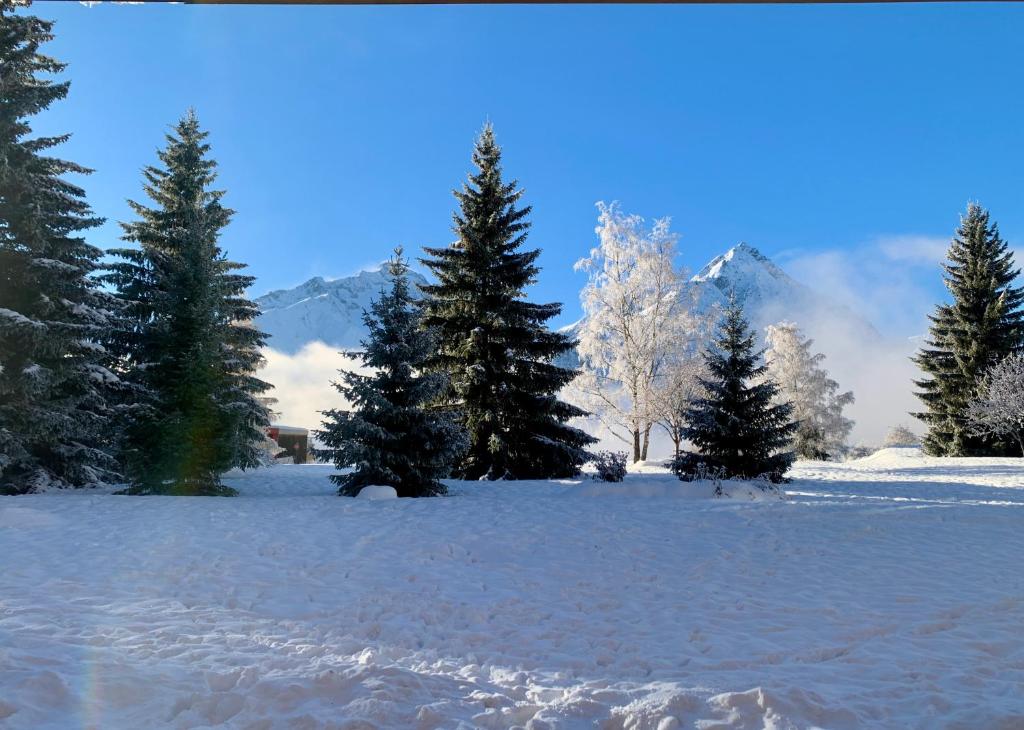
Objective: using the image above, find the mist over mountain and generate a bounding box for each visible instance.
[690,243,880,342]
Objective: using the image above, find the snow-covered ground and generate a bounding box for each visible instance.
[2,448,1023,729]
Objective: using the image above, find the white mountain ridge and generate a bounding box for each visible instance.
[254,244,879,355]
[255,268,430,354]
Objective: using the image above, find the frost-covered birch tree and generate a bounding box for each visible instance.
[651,309,715,458]
[573,202,696,462]
[966,352,1024,456]
[764,322,854,460]
[652,357,706,459]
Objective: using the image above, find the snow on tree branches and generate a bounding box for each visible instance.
[316,248,466,498]
[0,0,120,494]
[883,425,921,448]
[573,202,701,462]
[419,125,594,480]
[104,112,271,496]
[764,322,854,460]
[913,203,1024,456]
[966,352,1024,456]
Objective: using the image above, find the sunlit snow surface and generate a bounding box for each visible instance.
[2,448,1023,728]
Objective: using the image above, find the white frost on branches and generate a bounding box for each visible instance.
[883,425,920,448]
[572,202,700,462]
[764,321,854,460]
[966,352,1024,456]
[651,313,715,458]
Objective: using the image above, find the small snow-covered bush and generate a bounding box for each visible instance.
[667,450,786,483]
[845,445,874,460]
[590,451,628,482]
[883,425,920,448]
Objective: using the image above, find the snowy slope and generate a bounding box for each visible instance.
[3,451,1024,728]
[255,269,429,354]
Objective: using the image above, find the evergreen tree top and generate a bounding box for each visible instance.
[704,294,766,382]
[941,203,1023,314]
[0,0,103,247]
[125,111,230,231]
[424,125,538,292]
[1,1,69,133]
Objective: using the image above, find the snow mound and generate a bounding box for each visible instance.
[853,446,927,466]
[356,484,398,500]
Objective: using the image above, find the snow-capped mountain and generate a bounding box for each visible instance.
[255,269,429,354]
[255,244,879,355]
[690,243,880,342]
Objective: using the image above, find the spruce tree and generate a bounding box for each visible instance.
[913,203,1024,456]
[681,298,796,481]
[316,248,465,497]
[420,125,595,480]
[104,112,271,495]
[0,0,119,494]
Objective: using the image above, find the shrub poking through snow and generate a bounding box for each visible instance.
[591,451,628,482]
[670,453,729,495]
[671,454,783,497]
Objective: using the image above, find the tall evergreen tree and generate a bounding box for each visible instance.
[913,203,1024,456]
[104,112,271,495]
[681,298,796,481]
[420,125,595,480]
[316,248,465,498]
[0,0,119,494]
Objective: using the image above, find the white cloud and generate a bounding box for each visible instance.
[875,234,949,265]
[774,234,952,445]
[780,237,943,339]
[259,342,368,434]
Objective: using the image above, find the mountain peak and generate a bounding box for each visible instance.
[731,242,767,259]
[692,242,788,288]
[688,243,879,344]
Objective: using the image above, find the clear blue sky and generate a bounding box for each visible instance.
[33,1,1024,331]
